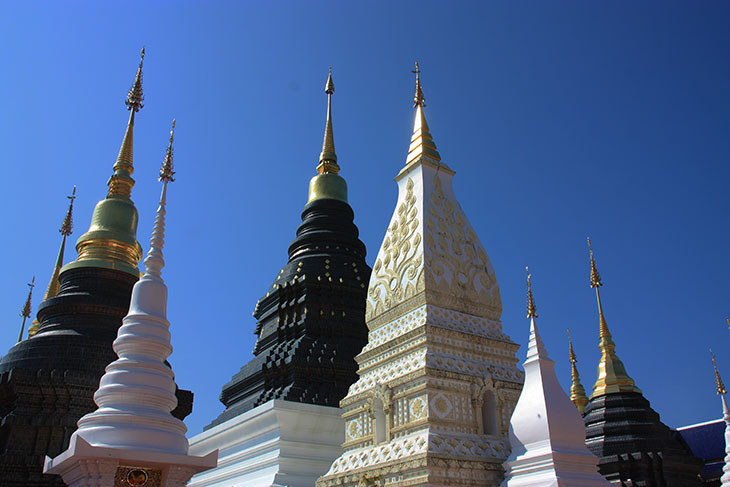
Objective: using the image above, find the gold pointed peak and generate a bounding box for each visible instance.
[20,276,35,319]
[125,47,145,113]
[160,119,176,183]
[568,329,576,363]
[60,186,76,236]
[567,329,589,414]
[526,266,538,318]
[711,349,727,395]
[412,61,425,108]
[727,317,729,331]
[325,67,334,95]
[588,237,602,288]
[318,67,339,173]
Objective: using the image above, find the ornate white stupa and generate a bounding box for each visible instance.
[500,269,608,487]
[317,63,523,487]
[44,122,217,487]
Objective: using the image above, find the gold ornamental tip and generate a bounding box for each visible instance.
[587,241,642,398]
[711,349,727,395]
[65,49,145,278]
[310,68,347,204]
[525,266,538,318]
[568,330,589,414]
[405,62,442,166]
[160,119,176,183]
[18,276,35,343]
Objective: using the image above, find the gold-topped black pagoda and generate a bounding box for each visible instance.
[0,50,192,487]
[209,70,371,427]
[582,239,703,486]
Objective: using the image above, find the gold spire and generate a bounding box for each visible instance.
[18,277,35,343]
[27,187,77,338]
[526,266,537,318]
[712,349,727,395]
[109,47,144,199]
[64,49,144,277]
[587,238,642,398]
[160,119,176,183]
[317,67,339,174]
[308,68,347,203]
[568,329,589,414]
[405,61,442,166]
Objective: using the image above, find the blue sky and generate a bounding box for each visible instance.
[1,1,728,436]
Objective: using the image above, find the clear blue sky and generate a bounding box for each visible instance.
[1,1,728,436]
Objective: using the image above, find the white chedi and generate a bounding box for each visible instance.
[45,127,216,486]
[501,271,608,487]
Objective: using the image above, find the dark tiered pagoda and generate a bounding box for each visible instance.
[0,50,192,487]
[208,71,370,428]
[582,242,703,486]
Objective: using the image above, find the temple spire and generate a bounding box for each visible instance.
[18,277,35,343]
[108,47,144,199]
[27,187,77,338]
[711,350,730,487]
[568,329,589,414]
[525,267,548,361]
[587,238,641,398]
[65,48,144,277]
[317,67,339,174]
[308,69,348,203]
[45,186,76,300]
[405,61,441,165]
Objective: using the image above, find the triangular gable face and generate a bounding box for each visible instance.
[366,158,502,330]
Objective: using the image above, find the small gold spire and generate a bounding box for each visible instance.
[160,119,176,183]
[413,61,425,108]
[405,61,441,165]
[108,47,145,199]
[526,266,537,318]
[568,329,589,414]
[18,277,35,343]
[587,239,642,398]
[727,317,729,331]
[711,349,727,395]
[317,67,339,175]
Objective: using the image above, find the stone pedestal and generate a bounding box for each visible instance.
[189,400,344,487]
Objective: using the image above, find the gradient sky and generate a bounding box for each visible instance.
[1,1,728,437]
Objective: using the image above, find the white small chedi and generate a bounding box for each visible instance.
[501,270,608,487]
[44,122,217,487]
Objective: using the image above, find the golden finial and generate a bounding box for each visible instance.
[526,266,538,318]
[587,239,641,398]
[588,237,602,288]
[568,329,589,414]
[60,185,76,237]
[317,67,339,173]
[125,47,145,113]
[405,62,441,165]
[727,317,729,331]
[18,276,35,342]
[711,349,727,395]
[160,119,176,183]
[412,61,425,108]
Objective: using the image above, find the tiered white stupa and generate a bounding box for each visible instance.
[44,122,217,487]
[316,64,523,487]
[500,269,608,487]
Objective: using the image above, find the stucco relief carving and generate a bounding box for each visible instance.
[424,174,501,315]
[367,178,424,321]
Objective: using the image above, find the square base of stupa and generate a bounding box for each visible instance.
[188,399,344,487]
[43,435,217,487]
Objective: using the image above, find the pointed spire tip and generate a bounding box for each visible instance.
[159,119,176,183]
[526,266,538,318]
[711,349,727,395]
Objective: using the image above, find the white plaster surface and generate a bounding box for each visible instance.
[501,317,609,487]
[188,400,345,487]
[44,182,217,486]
